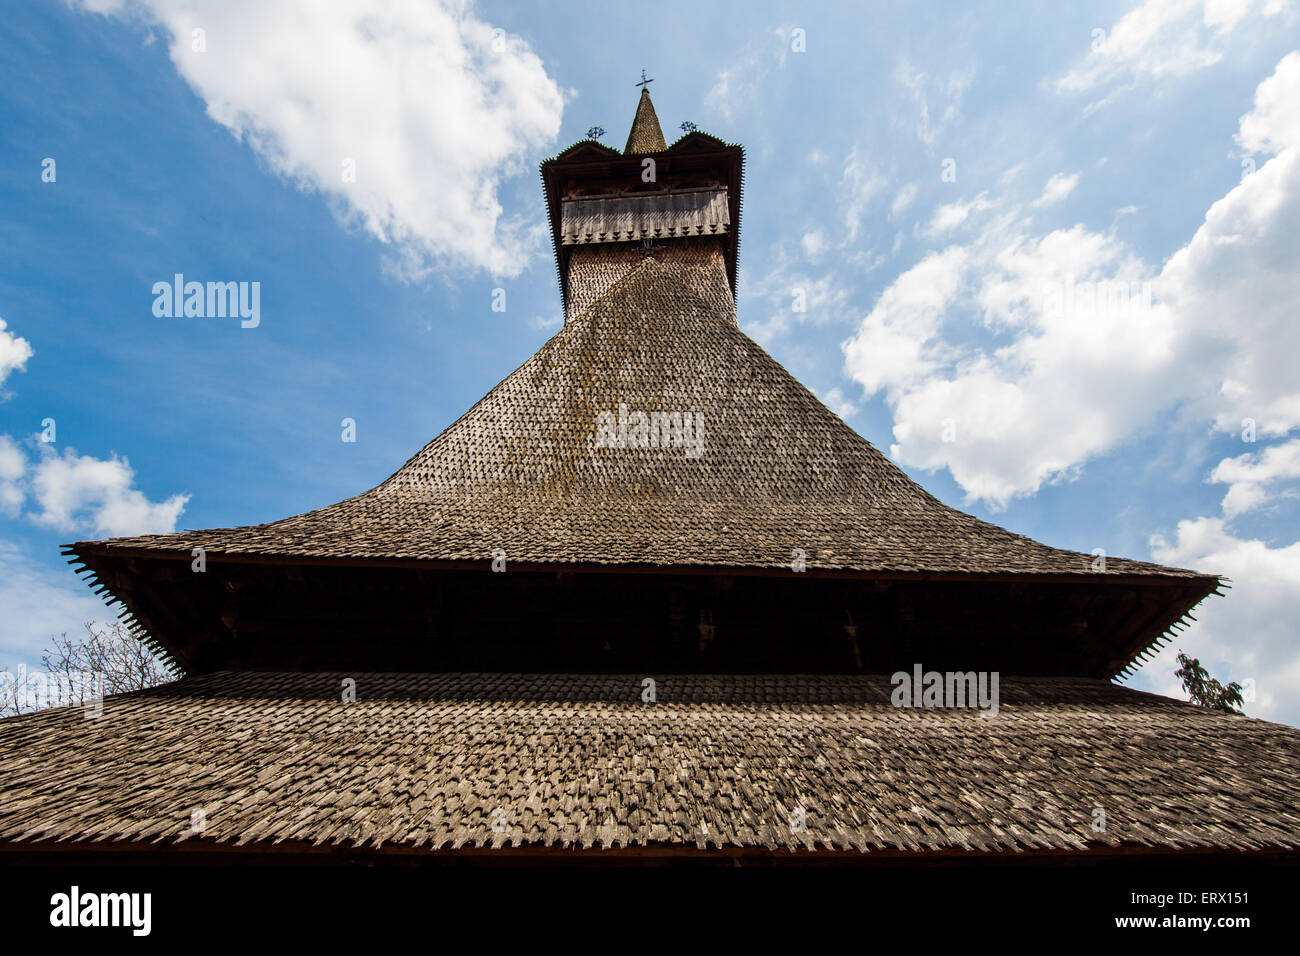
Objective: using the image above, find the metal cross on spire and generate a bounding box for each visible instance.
[636,69,654,90]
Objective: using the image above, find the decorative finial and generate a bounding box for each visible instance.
[636,69,654,91]
[680,121,697,133]
[587,126,606,140]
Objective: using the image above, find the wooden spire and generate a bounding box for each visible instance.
[624,87,667,154]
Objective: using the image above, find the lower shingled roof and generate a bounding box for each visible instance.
[2,673,1298,857]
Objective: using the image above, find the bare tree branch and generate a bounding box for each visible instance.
[0,622,176,717]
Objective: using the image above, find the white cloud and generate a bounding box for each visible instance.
[894,58,975,148]
[923,192,994,236]
[0,315,185,536]
[1146,516,1300,726]
[0,540,112,663]
[842,245,967,396]
[28,446,189,537]
[705,26,803,122]
[841,147,887,242]
[843,52,1300,508]
[746,256,853,345]
[704,50,764,123]
[1210,437,1300,515]
[1162,61,1300,437]
[1056,0,1291,95]
[800,230,828,259]
[73,0,563,279]
[0,436,24,514]
[881,229,1179,507]
[0,317,33,391]
[820,387,859,419]
[890,183,918,218]
[1033,172,1079,207]
[1237,49,1300,153]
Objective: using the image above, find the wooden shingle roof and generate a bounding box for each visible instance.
[62,92,1219,679]
[70,250,1215,582]
[624,87,667,154]
[2,672,1297,858]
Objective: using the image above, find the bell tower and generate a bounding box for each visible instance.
[540,75,745,323]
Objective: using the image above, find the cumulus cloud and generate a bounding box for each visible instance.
[878,229,1178,506]
[1163,56,1300,437]
[0,317,33,392]
[843,52,1300,508]
[1211,437,1300,515]
[1145,516,1300,726]
[24,446,188,538]
[1056,0,1291,96]
[842,246,967,396]
[73,0,563,279]
[1140,425,1300,725]
[1237,49,1300,152]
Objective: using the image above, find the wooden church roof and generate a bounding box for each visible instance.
[61,84,1219,679]
[6,81,1296,869]
[67,90,1215,612]
[72,251,1217,581]
[2,671,1298,860]
[67,240,1220,676]
[624,86,668,154]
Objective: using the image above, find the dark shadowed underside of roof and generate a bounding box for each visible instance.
[1,672,1297,858]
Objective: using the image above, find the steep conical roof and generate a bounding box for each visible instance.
[76,248,1209,581]
[624,88,667,154]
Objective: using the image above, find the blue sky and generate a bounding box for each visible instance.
[1,1,1298,722]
